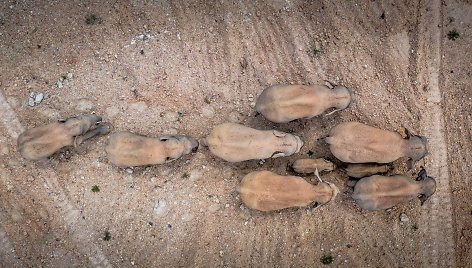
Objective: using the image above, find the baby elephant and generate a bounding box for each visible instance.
[203,123,303,162]
[291,158,335,174]
[326,122,428,168]
[351,169,436,210]
[344,164,391,178]
[105,131,199,167]
[18,114,110,160]
[255,84,352,123]
[238,170,338,212]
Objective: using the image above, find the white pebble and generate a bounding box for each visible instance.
[400,213,410,222]
[28,98,35,107]
[34,92,44,104]
[153,200,167,216]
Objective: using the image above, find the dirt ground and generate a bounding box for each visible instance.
[0,0,471,267]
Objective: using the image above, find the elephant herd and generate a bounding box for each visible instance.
[17,83,435,212]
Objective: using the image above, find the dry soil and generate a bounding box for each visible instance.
[0,1,471,267]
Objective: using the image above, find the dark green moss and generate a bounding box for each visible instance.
[447,30,459,41]
[320,254,333,265]
[102,230,111,241]
[85,14,102,25]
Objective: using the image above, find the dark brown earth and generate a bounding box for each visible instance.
[0,1,470,267]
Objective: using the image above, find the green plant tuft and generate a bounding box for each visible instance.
[102,230,111,241]
[85,14,102,25]
[447,30,459,41]
[320,254,333,265]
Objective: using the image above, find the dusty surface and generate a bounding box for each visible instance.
[0,0,471,267]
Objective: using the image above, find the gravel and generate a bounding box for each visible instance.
[28,91,44,106]
[400,213,410,222]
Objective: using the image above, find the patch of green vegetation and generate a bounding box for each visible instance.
[102,230,111,241]
[181,172,190,179]
[178,111,185,117]
[307,150,314,157]
[91,185,100,192]
[447,30,459,41]
[307,44,323,58]
[412,224,418,231]
[320,254,333,265]
[85,14,102,25]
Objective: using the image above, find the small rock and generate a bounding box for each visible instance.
[56,80,63,89]
[208,204,220,213]
[248,94,254,101]
[67,72,73,79]
[28,97,35,107]
[75,98,94,112]
[34,92,44,104]
[154,200,167,216]
[181,213,194,222]
[125,168,133,174]
[201,105,215,118]
[400,213,409,222]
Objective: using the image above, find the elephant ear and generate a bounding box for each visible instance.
[164,156,176,163]
[272,130,286,137]
[159,135,173,141]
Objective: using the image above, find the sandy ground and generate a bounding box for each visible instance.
[0,0,471,267]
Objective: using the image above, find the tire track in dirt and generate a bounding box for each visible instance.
[0,91,112,268]
[414,0,456,267]
[0,227,22,267]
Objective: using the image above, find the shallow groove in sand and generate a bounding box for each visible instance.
[0,227,22,267]
[0,90,112,268]
[415,1,456,267]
